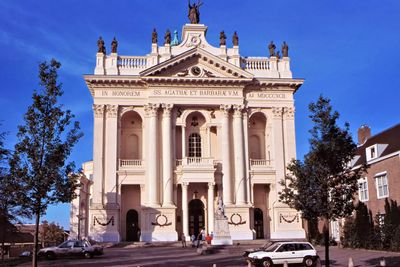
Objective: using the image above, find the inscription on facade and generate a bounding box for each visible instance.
[152,89,240,97]
[97,90,142,97]
[246,92,287,99]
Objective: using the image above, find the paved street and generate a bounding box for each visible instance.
[16,242,400,267]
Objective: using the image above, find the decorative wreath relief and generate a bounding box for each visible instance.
[93,216,114,226]
[151,214,172,227]
[279,214,299,224]
[228,213,246,226]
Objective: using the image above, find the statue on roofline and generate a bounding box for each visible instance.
[111,37,118,53]
[268,41,276,57]
[219,31,226,46]
[164,29,171,45]
[232,31,239,46]
[152,28,158,44]
[97,36,106,54]
[282,41,289,57]
[188,0,203,24]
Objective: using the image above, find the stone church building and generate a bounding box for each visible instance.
[70,19,305,242]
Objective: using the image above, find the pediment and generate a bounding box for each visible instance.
[140,48,253,79]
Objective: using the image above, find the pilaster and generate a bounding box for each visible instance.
[105,104,118,206]
[92,104,105,205]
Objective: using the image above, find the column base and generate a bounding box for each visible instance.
[224,206,253,240]
[270,205,305,240]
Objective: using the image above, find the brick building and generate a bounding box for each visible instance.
[352,124,400,216]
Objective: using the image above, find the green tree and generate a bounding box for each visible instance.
[279,96,367,267]
[0,127,28,261]
[9,59,83,267]
[40,220,66,247]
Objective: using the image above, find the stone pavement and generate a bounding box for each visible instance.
[15,241,400,267]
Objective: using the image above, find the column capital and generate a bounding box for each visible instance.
[219,104,231,117]
[106,104,118,118]
[232,104,244,117]
[208,182,215,188]
[182,182,189,189]
[93,104,105,118]
[161,103,174,117]
[283,107,295,119]
[144,103,160,116]
[272,106,284,119]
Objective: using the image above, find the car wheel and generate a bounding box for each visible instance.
[45,252,55,260]
[84,252,93,259]
[262,258,273,267]
[303,256,314,267]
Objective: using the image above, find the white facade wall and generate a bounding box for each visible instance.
[73,23,305,242]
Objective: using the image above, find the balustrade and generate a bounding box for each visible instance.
[118,56,148,69]
[242,57,270,70]
[250,158,271,167]
[119,159,144,167]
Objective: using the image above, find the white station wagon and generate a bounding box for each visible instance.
[246,241,318,267]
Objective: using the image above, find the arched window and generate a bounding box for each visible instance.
[188,133,201,157]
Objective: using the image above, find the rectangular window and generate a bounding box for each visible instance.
[358,178,369,201]
[375,173,389,199]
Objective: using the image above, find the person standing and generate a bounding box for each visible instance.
[181,233,187,248]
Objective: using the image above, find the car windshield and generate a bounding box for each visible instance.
[264,243,281,252]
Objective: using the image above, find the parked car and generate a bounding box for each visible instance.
[19,251,32,258]
[246,241,318,267]
[38,240,103,260]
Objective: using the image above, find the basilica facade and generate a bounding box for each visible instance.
[70,22,305,242]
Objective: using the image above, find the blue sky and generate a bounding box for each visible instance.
[0,0,399,230]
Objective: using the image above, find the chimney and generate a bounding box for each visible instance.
[358,125,371,145]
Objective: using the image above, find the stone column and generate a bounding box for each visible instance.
[233,104,246,205]
[162,103,174,207]
[220,104,232,205]
[243,110,251,204]
[92,104,105,205]
[105,104,118,205]
[182,182,189,239]
[145,103,160,206]
[181,125,186,158]
[208,182,215,234]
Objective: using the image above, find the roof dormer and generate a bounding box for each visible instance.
[366,144,388,161]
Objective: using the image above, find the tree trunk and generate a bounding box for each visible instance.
[1,229,5,262]
[323,217,330,267]
[32,210,40,267]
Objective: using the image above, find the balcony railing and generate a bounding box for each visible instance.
[118,56,148,69]
[250,159,271,167]
[242,57,270,70]
[119,159,144,167]
[176,157,215,166]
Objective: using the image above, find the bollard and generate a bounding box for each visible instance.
[247,260,252,267]
[348,257,354,267]
[283,261,288,267]
[380,257,386,267]
[213,264,217,267]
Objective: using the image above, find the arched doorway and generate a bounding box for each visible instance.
[189,199,205,238]
[254,208,264,239]
[126,209,139,241]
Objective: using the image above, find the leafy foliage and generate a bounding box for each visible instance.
[279,96,367,267]
[8,59,83,266]
[342,199,400,251]
[40,220,66,247]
